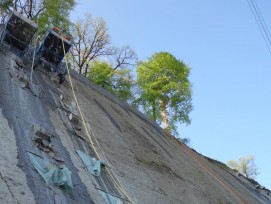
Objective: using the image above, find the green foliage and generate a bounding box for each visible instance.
[0,0,12,12]
[227,160,239,171]
[227,156,259,179]
[0,0,12,21]
[38,0,76,30]
[88,61,114,91]
[0,0,75,31]
[136,52,193,134]
[87,61,133,103]
[113,69,133,102]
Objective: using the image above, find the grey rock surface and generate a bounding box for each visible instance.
[0,51,270,204]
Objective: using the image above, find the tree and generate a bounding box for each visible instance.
[136,52,193,135]
[227,156,259,179]
[0,0,76,30]
[12,0,43,18]
[0,0,12,12]
[71,13,137,77]
[110,45,137,70]
[227,160,239,171]
[37,0,76,30]
[87,60,134,103]
[71,13,110,76]
[0,0,13,22]
[88,61,114,91]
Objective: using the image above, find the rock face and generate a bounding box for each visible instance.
[0,51,270,204]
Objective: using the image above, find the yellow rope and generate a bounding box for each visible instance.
[60,35,135,204]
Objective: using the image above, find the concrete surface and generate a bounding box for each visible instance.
[0,50,270,204]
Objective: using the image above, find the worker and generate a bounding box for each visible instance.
[57,62,67,84]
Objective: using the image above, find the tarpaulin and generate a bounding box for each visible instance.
[76,149,106,176]
[27,152,73,190]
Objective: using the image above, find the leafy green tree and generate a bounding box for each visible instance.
[227,156,259,179]
[37,0,76,30]
[87,60,133,102]
[88,61,114,91]
[136,52,193,134]
[0,0,76,30]
[112,69,134,102]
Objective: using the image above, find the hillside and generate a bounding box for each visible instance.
[0,50,270,204]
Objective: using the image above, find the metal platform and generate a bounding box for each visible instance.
[35,28,72,71]
[0,10,38,52]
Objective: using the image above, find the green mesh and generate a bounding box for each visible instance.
[27,152,73,190]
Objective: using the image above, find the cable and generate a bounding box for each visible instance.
[246,0,271,52]
[61,35,135,204]
[251,0,271,40]
[166,133,246,203]
[246,0,271,53]
[250,0,271,49]
[30,30,39,82]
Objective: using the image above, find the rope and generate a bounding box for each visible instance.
[27,19,46,98]
[60,36,135,204]
[166,133,245,204]
[30,31,39,82]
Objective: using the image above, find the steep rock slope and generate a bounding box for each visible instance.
[0,51,270,204]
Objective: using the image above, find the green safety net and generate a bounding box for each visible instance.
[98,189,123,204]
[27,152,73,190]
[76,149,106,176]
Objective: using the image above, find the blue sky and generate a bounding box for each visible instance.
[71,0,271,189]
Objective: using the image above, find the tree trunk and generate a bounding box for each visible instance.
[152,100,156,121]
[160,100,169,129]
